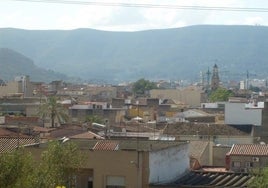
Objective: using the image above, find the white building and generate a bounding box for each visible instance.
[224,102,264,126]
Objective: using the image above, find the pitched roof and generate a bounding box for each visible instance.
[70,131,104,139]
[49,125,86,138]
[93,140,119,151]
[162,123,250,136]
[229,144,268,156]
[172,171,254,188]
[0,128,18,137]
[33,126,54,133]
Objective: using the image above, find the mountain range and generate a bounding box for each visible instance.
[0,25,268,83]
[0,48,69,82]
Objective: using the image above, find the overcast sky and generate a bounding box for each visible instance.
[1,0,268,31]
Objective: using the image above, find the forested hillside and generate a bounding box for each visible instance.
[0,25,267,83]
[0,48,68,82]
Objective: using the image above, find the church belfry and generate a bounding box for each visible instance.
[211,64,220,91]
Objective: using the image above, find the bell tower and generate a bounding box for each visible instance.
[211,64,220,91]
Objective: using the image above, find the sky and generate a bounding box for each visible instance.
[1,0,268,31]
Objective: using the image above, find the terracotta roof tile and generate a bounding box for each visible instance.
[93,140,119,151]
[0,128,18,137]
[229,144,268,156]
[0,137,38,153]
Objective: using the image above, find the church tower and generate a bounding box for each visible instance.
[211,64,220,91]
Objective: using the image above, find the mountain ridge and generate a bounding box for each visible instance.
[0,25,267,83]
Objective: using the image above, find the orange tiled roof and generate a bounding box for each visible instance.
[93,140,119,151]
[0,128,18,137]
[0,137,38,153]
[229,144,268,156]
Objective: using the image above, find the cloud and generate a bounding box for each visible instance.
[1,0,268,30]
[244,16,264,26]
[56,5,120,30]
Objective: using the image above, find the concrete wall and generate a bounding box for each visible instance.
[225,102,262,125]
[84,150,146,188]
[213,145,231,166]
[149,143,189,184]
[255,102,268,143]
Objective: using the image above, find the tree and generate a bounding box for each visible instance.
[209,87,233,102]
[248,167,268,188]
[132,78,157,96]
[38,96,69,127]
[0,149,35,188]
[34,141,85,188]
[0,141,85,188]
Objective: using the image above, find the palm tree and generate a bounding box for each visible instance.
[38,96,69,128]
[85,115,103,125]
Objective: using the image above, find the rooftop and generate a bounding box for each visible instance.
[229,144,268,156]
[152,171,254,188]
[37,139,187,152]
[162,123,251,136]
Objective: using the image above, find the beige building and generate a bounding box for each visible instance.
[0,75,35,98]
[150,87,205,107]
[27,139,190,188]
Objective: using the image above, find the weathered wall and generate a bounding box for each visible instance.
[149,143,189,184]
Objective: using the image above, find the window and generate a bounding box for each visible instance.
[232,161,241,167]
[72,109,78,117]
[245,161,253,168]
[106,176,125,188]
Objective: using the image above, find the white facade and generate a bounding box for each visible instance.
[149,143,189,184]
[201,103,219,109]
[240,80,245,90]
[69,102,108,110]
[225,102,262,126]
